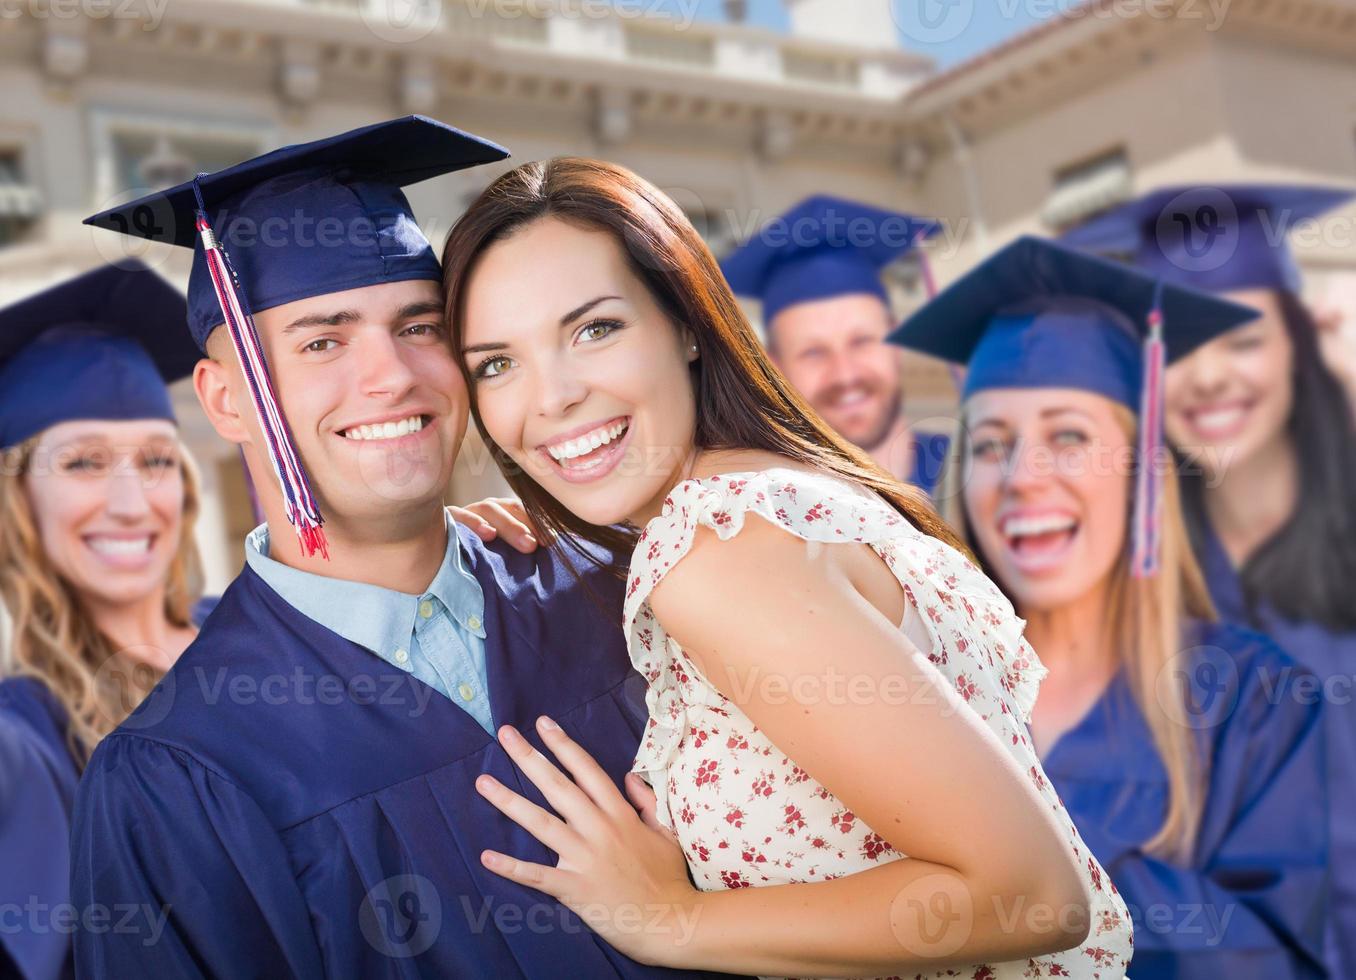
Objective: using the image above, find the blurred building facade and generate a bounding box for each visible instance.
[1,0,1353,590]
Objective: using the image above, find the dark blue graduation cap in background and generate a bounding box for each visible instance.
[0,262,194,450]
[84,116,510,558]
[721,195,940,325]
[889,235,1258,577]
[1060,183,1355,294]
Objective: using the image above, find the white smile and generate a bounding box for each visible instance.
[86,535,153,557]
[340,414,427,442]
[546,419,630,463]
[1000,513,1078,539]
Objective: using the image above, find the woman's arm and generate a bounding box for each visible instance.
[478,517,1094,976]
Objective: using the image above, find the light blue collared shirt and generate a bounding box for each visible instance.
[244,515,494,733]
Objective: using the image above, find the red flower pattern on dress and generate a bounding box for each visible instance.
[620,468,1132,980]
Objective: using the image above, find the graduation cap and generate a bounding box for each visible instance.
[1060,183,1356,293]
[721,195,940,327]
[0,262,195,451]
[888,235,1259,578]
[84,116,510,559]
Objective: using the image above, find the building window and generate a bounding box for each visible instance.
[0,150,42,248]
[1042,147,1132,231]
[782,49,861,90]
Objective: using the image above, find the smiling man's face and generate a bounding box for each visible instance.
[766,292,904,452]
[208,278,465,527]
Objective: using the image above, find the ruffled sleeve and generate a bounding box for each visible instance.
[622,469,1049,794]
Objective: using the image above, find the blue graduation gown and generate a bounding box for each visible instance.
[908,431,950,498]
[1196,522,1356,979]
[0,678,79,980]
[1042,621,1328,979]
[70,527,722,979]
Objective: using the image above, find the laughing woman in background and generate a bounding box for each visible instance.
[892,235,1329,979]
[1065,184,1356,978]
[0,264,206,980]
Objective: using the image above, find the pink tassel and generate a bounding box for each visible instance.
[192,178,328,560]
[1131,294,1166,578]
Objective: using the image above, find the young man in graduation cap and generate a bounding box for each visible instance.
[69,117,720,979]
[721,195,950,495]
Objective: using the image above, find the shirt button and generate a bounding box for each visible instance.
[467,614,482,632]
[394,649,409,665]
[458,682,475,702]
[419,600,434,619]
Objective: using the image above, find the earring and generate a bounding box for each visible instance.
[690,344,699,354]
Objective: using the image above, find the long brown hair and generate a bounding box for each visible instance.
[441,157,965,567]
[959,404,1216,862]
[0,436,204,765]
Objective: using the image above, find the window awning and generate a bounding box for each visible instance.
[1042,157,1131,229]
[0,184,43,219]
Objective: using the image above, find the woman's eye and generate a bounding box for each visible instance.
[1052,429,1089,448]
[143,455,177,470]
[62,455,108,475]
[577,319,622,343]
[303,338,338,353]
[1228,335,1264,352]
[969,438,1008,461]
[474,356,514,380]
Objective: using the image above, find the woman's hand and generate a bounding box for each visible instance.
[476,717,700,967]
[447,498,544,554]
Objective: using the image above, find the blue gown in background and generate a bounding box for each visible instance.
[0,679,79,980]
[908,431,950,499]
[1042,621,1328,979]
[70,526,725,979]
[1194,523,1356,978]
[0,601,216,980]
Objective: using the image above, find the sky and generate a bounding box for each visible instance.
[642,0,1070,69]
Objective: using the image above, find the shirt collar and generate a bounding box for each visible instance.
[244,511,487,657]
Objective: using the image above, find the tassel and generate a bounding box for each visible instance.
[1131,283,1166,578]
[191,177,329,560]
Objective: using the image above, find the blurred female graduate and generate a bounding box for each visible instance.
[892,235,1329,979]
[1066,184,1356,977]
[0,263,208,980]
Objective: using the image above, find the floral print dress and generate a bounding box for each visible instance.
[623,468,1133,980]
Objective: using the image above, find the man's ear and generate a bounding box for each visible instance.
[194,351,251,446]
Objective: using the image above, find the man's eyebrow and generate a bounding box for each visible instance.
[396,301,444,321]
[282,309,363,333]
[560,295,622,326]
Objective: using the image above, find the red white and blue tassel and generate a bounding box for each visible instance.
[1131,282,1166,579]
[192,177,329,560]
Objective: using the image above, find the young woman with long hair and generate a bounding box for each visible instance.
[438,157,1133,978]
[1065,183,1356,978]
[890,235,1327,979]
[0,264,207,980]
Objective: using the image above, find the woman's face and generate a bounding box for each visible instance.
[460,216,699,528]
[24,418,186,611]
[1164,289,1295,481]
[962,388,1130,613]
